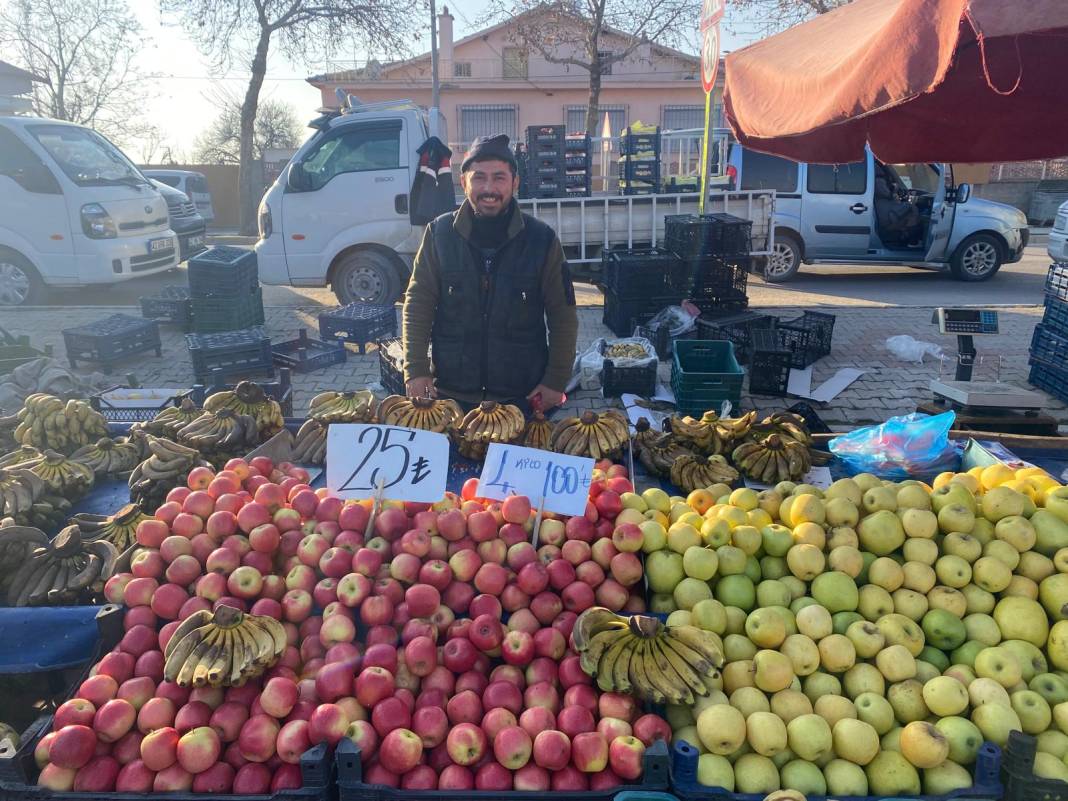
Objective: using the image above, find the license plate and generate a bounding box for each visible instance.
[188,235,204,248]
[149,237,171,253]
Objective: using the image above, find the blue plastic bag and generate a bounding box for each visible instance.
[829,411,960,480]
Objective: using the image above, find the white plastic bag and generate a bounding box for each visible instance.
[886,335,943,364]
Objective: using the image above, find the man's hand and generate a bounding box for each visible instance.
[527,385,564,410]
[406,377,437,399]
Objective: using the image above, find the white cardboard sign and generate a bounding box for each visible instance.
[326,424,449,503]
[477,442,594,517]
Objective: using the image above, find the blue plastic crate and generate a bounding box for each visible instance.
[61,314,162,372]
[1043,295,1068,336]
[272,328,347,373]
[1046,262,1068,303]
[186,326,274,383]
[319,303,398,354]
[139,284,192,329]
[187,244,259,297]
[1029,358,1068,403]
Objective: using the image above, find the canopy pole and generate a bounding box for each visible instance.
[698,89,713,214]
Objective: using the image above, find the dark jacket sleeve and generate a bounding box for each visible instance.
[401,224,439,382]
[540,237,579,392]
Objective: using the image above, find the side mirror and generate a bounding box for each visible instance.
[287,163,309,192]
[954,183,971,204]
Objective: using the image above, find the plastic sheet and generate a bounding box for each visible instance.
[0,605,107,673]
[886,334,943,363]
[829,411,960,479]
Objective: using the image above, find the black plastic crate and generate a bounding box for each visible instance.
[526,124,566,149]
[776,310,836,368]
[565,134,591,153]
[90,386,193,422]
[318,303,398,354]
[602,343,658,398]
[1043,295,1068,336]
[192,367,294,416]
[634,323,697,360]
[1029,358,1068,403]
[689,255,750,294]
[1003,730,1063,801]
[621,184,659,196]
[191,287,265,334]
[603,289,684,337]
[272,328,347,373]
[186,326,274,383]
[748,328,792,396]
[0,328,52,376]
[187,245,259,297]
[1046,262,1068,303]
[787,401,832,433]
[665,213,753,258]
[565,155,590,171]
[336,737,669,801]
[528,186,565,199]
[1030,323,1068,365]
[61,314,162,372]
[694,311,775,365]
[604,248,690,296]
[622,160,660,181]
[139,284,192,330]
[377,336,405,395]
[619,129,660,156]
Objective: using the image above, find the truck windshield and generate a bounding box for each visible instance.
[28,124,148,188]
[889,163,940,193]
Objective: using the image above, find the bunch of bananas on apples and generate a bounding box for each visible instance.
[308,389,376,424]
[290,419,328,465]
[669,410,757,457]
[139,396,204,439]
[670,453,741,493]
[452,401,526,460]
[574,607,724,704]
[732,412,816,483]
[377,395,463,434]
[68,502,151,552]
[69,435,143,478]
[204,381,284,439]
[164,605,286,688]
[176,408,260,466]
[129,436,211,508]
[11,394,108,455]
[550,409,630,460]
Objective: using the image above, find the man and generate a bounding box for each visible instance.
[402,134,578,409]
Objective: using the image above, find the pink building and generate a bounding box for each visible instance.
[307,7,722,149]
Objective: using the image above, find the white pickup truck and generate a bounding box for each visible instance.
[255,98,774,305]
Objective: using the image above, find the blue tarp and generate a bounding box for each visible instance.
[0,605,106,673]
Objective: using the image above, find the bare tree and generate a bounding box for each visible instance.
[0,0,153,145]
[193,99,302,165]
[726,0,852,37]
[488,1,699,138]
[162,0,421,235]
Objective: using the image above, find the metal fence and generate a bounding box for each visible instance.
[992,160,1068,181]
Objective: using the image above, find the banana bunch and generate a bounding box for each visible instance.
[176,408,259,466]
[0,415,16,455]
[519,409,553,451]
[0,446,42,469]
[70,436,142,478]
[10,450,94,498]
[291,418,327,465]
[0,517,41,576]
[669,452,740,493]
[0,466,47,521]
[204,382,284,440]
[549,410,630,460]
[308,390,376,424]
[140,397,203,439]
[452,401,526,460]
[164,604,287,688]
[636,432,696,478]
[1,524,118,607]
[747,411,812,446]
[632,417,662,452]
[604,342,650,359]
[732,432,812,484]
[11,394,108,455]
[572,607,724,704]
[68,502,150,552]
[129,436,211,508]
[377,396,463,434]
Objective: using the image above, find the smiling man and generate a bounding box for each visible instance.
[402,134,578,410]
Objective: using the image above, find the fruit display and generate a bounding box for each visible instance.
[163,605,286,687]
[308,390,376,424]
[176,409,261,468]
[70,436,144,479]
[669,453,740,494]
[11,449,95,499]
[573,608,724,704]
[140,397,204,439]
[452,400,526,460]
[732,432,812,485]
[669,411,755,457]
[11,394,109,455]
[519,408,553,451]
[376,395,464,434]
[290,418,328,465]
[204,382,285,440]
[128,437,211,510]
[550,410,630,460]
[1,523,117,606]
[69,502,152,552]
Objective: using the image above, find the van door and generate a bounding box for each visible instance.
[801,158,873,258]
[281,118,411,283]
[924,164,955,262]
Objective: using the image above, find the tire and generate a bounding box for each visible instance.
[950,233,1003,282]
[0,250,46,307]
[764,233,802,283]
[331,248,403,305]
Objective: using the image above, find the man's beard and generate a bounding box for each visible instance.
[473,193,508,216]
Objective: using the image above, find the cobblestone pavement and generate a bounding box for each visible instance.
[3,304,1065,430]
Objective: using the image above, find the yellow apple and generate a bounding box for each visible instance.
[814,694,857,729]
[927,586,967,618]
[868,557,905,591]
[1011,689,1053,734]
[922,675,970,716]
[854,691,896,734]
[903,537,939,565]
[824,759,869,795]
[980,486,1028,522]
[887,679,929,723]
[827,526,859,550]
[696,753,734,789]
[899,721,949,769]
[842,663,886,698]
[754,649,795,693]
[746,711,787,757]
[733,753,780,795]
[924,761,975,795]
[786,714,832,762]
[865,750,921,795]
[993,597,1050,648]
[697,703,747,755]
[943,532,982,562]
[781,634,820,677]
[936,715,985,765]
[902,561,937,594]
[971,702,1023,746]
[795,604,833,640]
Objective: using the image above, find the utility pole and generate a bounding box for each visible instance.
[429,0,441,109]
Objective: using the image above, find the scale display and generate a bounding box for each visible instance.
[935,308,999,335]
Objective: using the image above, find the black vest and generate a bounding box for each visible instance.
[430,209,554,399]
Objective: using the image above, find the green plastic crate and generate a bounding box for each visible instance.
[671,339,744,416]
[191,288,265,334]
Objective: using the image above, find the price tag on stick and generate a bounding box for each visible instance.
[478,443,594,518]
[327,424,449,503]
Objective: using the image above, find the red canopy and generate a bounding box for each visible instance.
[723,0,1068,164]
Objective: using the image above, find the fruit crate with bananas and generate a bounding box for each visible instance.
[670,340,745,417]
[318,304,398,355]
[186,327,274,384]
[191,369,294,418]
[271,329,347,373]
[60,314,162,372]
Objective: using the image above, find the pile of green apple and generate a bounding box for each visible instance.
[613,466,1068,796]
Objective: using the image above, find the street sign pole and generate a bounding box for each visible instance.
[698,0,725,214]
[699,88,713,214]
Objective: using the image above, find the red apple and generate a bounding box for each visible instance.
[520,706,556,739]
[233,762,272,794]
[378,728,423,773]
[140,726,180,771]
[445,690,483,725]
[176,726,221,773]
[404,636,437,677]
[114,759,154,792]
[371,697,411,738]
[355,667,395,708]
[438,764,475,789]
[445,722,486,766]
[476,761,513,790]
[174,701,213,733]
[558,705,596,738]
[501,630,535,666]
[468,614,504,652]
[531,591,564,625]
[54,698,96,729]
[632,713,671,747]
[598,692,637,723]
[49,725,98,770]
[238,714,280,762]
[136,696,176,734]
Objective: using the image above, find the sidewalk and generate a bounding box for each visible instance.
[2,304,1065,429]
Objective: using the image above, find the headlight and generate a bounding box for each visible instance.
[81,203,117,239]
[258,201,272,239]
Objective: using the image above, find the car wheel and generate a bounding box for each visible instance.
[0,251,45,307]
[765,233,802,283]
[331,249,403,305]
[950,234,1003,281]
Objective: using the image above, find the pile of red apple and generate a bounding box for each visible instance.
[32,455,671,793]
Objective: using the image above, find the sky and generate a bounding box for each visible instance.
[128,1,763,160]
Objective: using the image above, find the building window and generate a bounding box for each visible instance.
[662,105,705,131]
[598,51,613,75]
[459,105,517,147]
[502,47,527,79]
[566,105,626,136]
[453,62,472,78]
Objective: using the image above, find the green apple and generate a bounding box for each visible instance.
[781,759,827,795]
[745,710,787,757]
[724,606,747,635]
[649,593,676,613]
[971,702,1023,746]
[1032,510,1068,556]
[923,761,974,795]
[757,489,783,520]
[674,577,713,610]
[825,497,860,528]
[811,571,859,613]
[780,575,807,601]
[854,691,896,734]
[974,645,1024,688]
[1046,486,1068,524]
[790,494,826,525]
[858,510,906,556]
[1034,752,1068,782]
[914,660,940,684]
[922,675,969,717]
[945,664,977,686]
[1032,672,1068,706]
[761,524,794,557]
[899,507,938,540]
[985,538,1021,569]
[1037,729,1068,759]
[733,753,780,795]
[802,672,842,705]
[877,613,925,656]
[696,703,746,755]
[1040,574,1068,622]
[995,515,1037,551]
[888,679,929,723]
[1020,550,1058,583]
[897,483,932,511]
[881,726,903,752]
[851,473,882,492]
[792,483,823,498]
[701,517,731,548]
[971,516,996,545]
[759,556,787,580]
[918,646,951,673]
[831,718,879,766]
[857,551,878,586]
[786,714,832,762]
[824,759,869,795]
[715,575,755,611]
[666,703,695,730]
[814,694,857,730]
[980,485,1027,522]
[943,532,983,562]
[827,526,859,550]
[937,503,976,535]
[730,525,762,556]
[857,585,894,622]
[731,686,770,718]
[770,688,813,723]
[723,633,758,662]
[1011,689,1053,734]
[833,611,865,636]
[683,546,719,581]
[1000,639,1049,682]
[639,520,668,552]
[825,478,863,505]
[903,537,939,565]
[744,555,762,584]
[842,663,885,698]
[931,483,976,515]
[796,604,833,640]
[902,561,936,594]
[666,610,693,627]
[695,691,729,716]
[973,556,1013,593]
[865,750,921,795]
[1051,622,1068,673]
[691,599,727,633]
[846,620,886,659]
[951,640,986,668]
[781,634,820,677]
[963,582,996,614]
[753,580,789,610]
[922,608,967,651]
[696,753,734,789]
[935,716,984,765]
[646,550,685,593]
[674,724,703,751]
[862,486,898,514]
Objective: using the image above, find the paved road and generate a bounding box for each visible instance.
[36,241,1053,310]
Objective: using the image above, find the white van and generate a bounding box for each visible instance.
[143,169,215,224]
[0,116,178,306]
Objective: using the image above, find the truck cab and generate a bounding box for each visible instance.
[727,145,1029,282]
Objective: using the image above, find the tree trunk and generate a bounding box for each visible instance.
[238,28,271,236]
[584,62,602,140]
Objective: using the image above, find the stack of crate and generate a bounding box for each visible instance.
[600,248,686,337]
[1028,263,1068,402]
[665,212,753,314]
[187,246,264,334]
[523,125,567,199]
[618,125,660,195]
[564,135,592,198]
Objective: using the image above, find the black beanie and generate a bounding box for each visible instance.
[461,134,517,173]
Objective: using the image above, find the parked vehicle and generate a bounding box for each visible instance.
[143,169,215,223]
[0,116,178,306]
[255,98,774,305]
[1048,200,1068,262]
[149,179,207,262]
[727,144,1030,282]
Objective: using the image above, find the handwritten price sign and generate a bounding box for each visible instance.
[326,424,448,503]
[477,443,594,517]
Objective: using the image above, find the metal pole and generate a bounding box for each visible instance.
[429,0,441,109]
[698,90,713,214]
